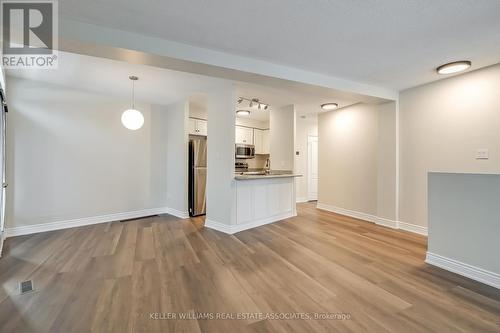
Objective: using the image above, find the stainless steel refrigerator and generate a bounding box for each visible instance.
[188,136,207,216]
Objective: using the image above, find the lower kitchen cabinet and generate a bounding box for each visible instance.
[235,177,295,225]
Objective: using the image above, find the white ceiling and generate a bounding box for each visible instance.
[59,0,500,90]
[6,51,364,117]
[6,51,226,106]
[234,82,360,122]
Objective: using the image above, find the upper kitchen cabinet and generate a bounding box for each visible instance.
[254,129,270,154]
[197,119,207,136]
[262,129,270,154]
[235,126,254,144]
[189,118,207,136]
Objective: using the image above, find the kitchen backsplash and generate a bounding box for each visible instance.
[237,154,269,169]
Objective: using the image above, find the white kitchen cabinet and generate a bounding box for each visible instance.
[188,118,197,135]
[254,129,263,153]
[188,118,207,136]
[235,177,295,226]
[196,119,207,136]
[235,126,253,144]
[262,129,270,154]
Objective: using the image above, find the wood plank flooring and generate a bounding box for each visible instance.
[0,202,499,332]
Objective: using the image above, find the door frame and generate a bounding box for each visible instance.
[307,135,318,201]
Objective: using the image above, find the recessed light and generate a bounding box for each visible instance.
[436,61,471,75]
[321,103,339,111]
[236,110,250,116]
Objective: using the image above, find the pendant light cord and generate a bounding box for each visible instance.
[132,79,135,109]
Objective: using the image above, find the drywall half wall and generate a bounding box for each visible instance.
[5,77,170,231]
[400,63,500,228]
[270,105,295,171]
[427,172,500,289]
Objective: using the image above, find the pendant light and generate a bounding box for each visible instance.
[121,76,144,130]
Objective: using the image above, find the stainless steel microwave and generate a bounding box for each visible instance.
[235,144,255,159]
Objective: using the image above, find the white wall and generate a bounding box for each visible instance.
[235,117,269,129]
[270,105,295,171]
[400,64,500,228]
[377,102,397,221]
[294,111,318,202]
[206,85,237,226]
[318,103,379,216]
[154,101,189,214]
[0,66,5,93]
[6,77,169,228]
[149,106,168,208]
[188,100,207,119]
[317,102,397,221]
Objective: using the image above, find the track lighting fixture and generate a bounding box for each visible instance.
[237,97,270,111]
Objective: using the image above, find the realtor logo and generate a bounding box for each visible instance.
[1,0,58,68]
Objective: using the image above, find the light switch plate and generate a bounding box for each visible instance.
[476,148,489,160]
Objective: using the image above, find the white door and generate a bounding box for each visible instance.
[307,136,318,201]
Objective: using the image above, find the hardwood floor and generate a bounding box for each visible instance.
[0,202,499,332]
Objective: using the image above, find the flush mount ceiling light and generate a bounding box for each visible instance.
[121,76,144,130]
[236,110,251,116]
[237,97,269,111]
[321,103,339,111]
[436,61,471,75]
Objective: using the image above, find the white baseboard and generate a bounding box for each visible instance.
[426,252,500,289]
[316,203,377,223]
[205,211,296,235]
[204,219,233,234]
[164,207,190,219]
[296,197,309,203]
[4,207,188,238]
[399,221,428,235]
[316,202,428,236]
[375,217,399,229]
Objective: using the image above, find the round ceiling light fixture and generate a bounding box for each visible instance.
[121,76,144,130]
[236,109,251,116]
[436,61,471,75]
[321,103,339,111]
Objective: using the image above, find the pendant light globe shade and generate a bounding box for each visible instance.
[121,109,144,130]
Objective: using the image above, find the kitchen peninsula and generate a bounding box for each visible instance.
[233,171,301,232]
